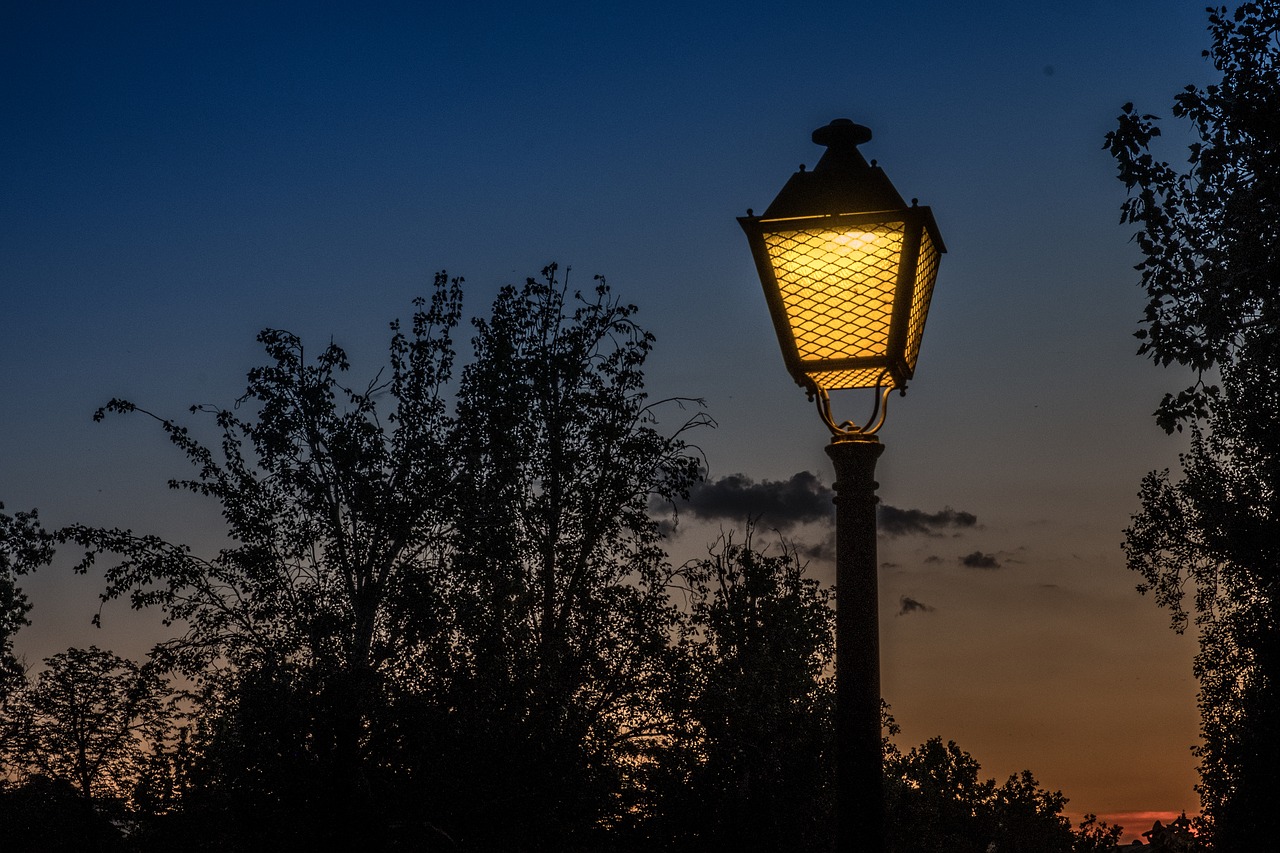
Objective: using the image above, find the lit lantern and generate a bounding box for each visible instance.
[739,118,945,436]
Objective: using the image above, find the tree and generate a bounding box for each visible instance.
[1106,5,1280,847]
[50,266,707,849]
[0,505,54,701]
[1124,349,1280,848]
[643,530,836,853]
[3,646,171,808]
[884,736,1078,853]
[57,273,466,845]
[0,774,128,853]
[1073,814,1125,852]
[420,266,706,850]
[0,503,55,794]
[886,737,997,853]
[1105,2,1280,432]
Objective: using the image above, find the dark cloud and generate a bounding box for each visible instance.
[960,551,1001,570]
[653,515,679,538]
[923,555,944,564]
[680,471,833,531]
[898,596,936,616]
[878,504,977,537]
[797,532,836,562]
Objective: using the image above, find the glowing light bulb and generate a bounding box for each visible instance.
[825,230,882,253]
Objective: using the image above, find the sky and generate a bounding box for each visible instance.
[1,0,1222,841]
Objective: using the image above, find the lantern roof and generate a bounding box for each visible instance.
[761,119,908,220]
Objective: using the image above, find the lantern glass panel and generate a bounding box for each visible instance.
[764,223,905,363]
[806,367,890,390]
[905,226,940,372]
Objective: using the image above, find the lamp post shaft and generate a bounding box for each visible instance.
[826,437,886,853]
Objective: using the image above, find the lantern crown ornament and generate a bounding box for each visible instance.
[739,118,945,438]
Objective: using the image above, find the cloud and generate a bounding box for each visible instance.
[668,477,978,544]
[960,551,1001,570]
[898,596,936,616]
[680,471,833,531]
[796,532,836,562]
[878,505,977,537]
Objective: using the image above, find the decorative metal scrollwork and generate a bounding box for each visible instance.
[807,370,895,439]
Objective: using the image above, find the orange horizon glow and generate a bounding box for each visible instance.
[1081,810,1199,845]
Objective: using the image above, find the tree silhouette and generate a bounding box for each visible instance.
[414,267,706,850]
[884,736,1080,853]
[1105,2,1280,432]
[0,774,128,853]
[48,266,706,850]
[1,266,1133,851]
[1074,814,1125,852]
[1124,348,1280,849]
[644,530,836,852]
[56,273,467,846]
[1106,4,1280,847]
[3,647,170,810]
[0,505,53,702]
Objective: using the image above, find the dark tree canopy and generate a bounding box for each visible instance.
[1108,4,1280,848]
[881,732,1108,853]
[1123,350,1280,849]
[1106,2,1280,432]
[43,267,711,850]
[1,265,1125,851]
[642,531,837,853]
[0,505,53,700]
[2,647,171,804]
[68,273,465,681]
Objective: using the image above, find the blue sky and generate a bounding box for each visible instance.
[2,0,1220,836]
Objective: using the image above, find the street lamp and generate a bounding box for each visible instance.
[738,118,944,852]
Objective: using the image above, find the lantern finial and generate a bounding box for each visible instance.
[761,119,905,219]
[812,119,872,158]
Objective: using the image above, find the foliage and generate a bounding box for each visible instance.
[642,530,836,852]
[0,774,128,853]
[2,646,171,809]
[53,273,466,845]
[0,265,1132,850]
[1107,4,1280,847]
[1073,814,1125,852]
[884,736,1079,853]
[45,266,707,850]
[1104,2,1280,432]
[1124,348,1280,849]
[64,273,464,680]
[0,505,54,701]
[412,267,707,850]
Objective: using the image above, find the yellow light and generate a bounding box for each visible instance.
[825,229,885,253]
[904,227,941,375]
[764,224,905,364]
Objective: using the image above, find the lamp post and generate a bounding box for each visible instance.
[738,118,944,852]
